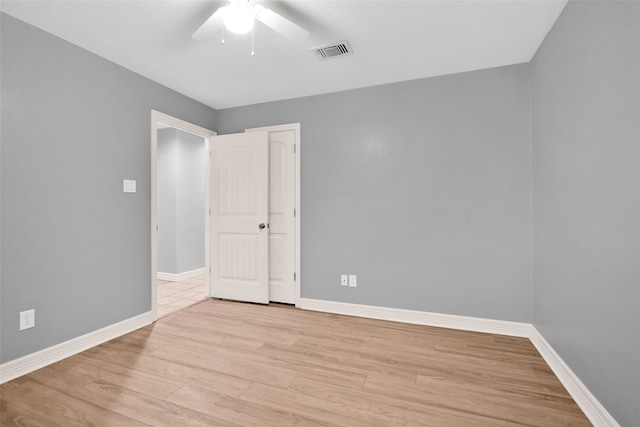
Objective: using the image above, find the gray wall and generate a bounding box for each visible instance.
[175,130,206,274]
[157,129,178,274]
[531,1,640,425]
[0,13,216,363]
[217,64,533,322]
[157,128,206,275]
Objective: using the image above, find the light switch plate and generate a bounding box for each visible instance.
[123,179,136,193]
[341,275,348,287]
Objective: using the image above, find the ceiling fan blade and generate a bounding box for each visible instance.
[192,7,227,40]
[254,5,309,42]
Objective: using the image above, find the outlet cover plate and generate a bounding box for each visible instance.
[123,179,136,193]
[20,309,35,330]
[340,275,348,287]
[348,275,357,287]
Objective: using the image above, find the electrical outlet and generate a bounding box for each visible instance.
[20,309,35,331]
[348,275,357,288]
[340,275,348,286]
[123,179,136,193]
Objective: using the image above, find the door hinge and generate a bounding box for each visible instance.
[294,208,296,217]
[294,272,296,281]
[294,145,296,154]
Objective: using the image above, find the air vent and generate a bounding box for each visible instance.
[312,40,353,60]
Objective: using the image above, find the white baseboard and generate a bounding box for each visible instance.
[157,267,205,282]
[529,328,620,427]
[298,298,533,337]
[298,297,618,427]
[0,311,154,384]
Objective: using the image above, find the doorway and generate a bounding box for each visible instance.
[156,123,207,316]
[151,111,215,320]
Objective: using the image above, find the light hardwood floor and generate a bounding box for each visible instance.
[1,299,591,426]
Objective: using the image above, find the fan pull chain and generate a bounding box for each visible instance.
[251,26,255,56]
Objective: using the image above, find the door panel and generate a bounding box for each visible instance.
[210,131,269,303]
[218,146,258,214]
[267,131,296,303]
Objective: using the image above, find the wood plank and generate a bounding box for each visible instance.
[432,363,572,398]
[364,372,590,426]
[1,399,63,427]
[240,382,423,427]
[289,376,509,427]
[1,376,146,427]
[26,365,238,427]
[258,341,418,381]
[99,349,252,398]
[160,310,300,346]
[166,384,327,427]
[213,346,368,390]
[57,352,184,399]
[114,325,218,355]
[416,374,586,418]
[149,346,297,388]
[150,316,269,350]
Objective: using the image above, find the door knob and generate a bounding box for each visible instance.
[259,223,266,230]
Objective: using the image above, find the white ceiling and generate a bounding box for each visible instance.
[1,0,567,109]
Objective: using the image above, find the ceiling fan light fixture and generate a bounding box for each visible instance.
[192,0,309,43]
[223,2,254,35]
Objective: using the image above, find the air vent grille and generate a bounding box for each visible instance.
[312,41,353,60]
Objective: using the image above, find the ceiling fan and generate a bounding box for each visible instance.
[192,0,309,42]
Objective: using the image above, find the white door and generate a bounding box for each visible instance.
[266,130,296,303]
[246,127,297,304]
[210,131,269,303]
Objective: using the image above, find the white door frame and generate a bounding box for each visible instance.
[150,110,216,320]
[245,123,301,307]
